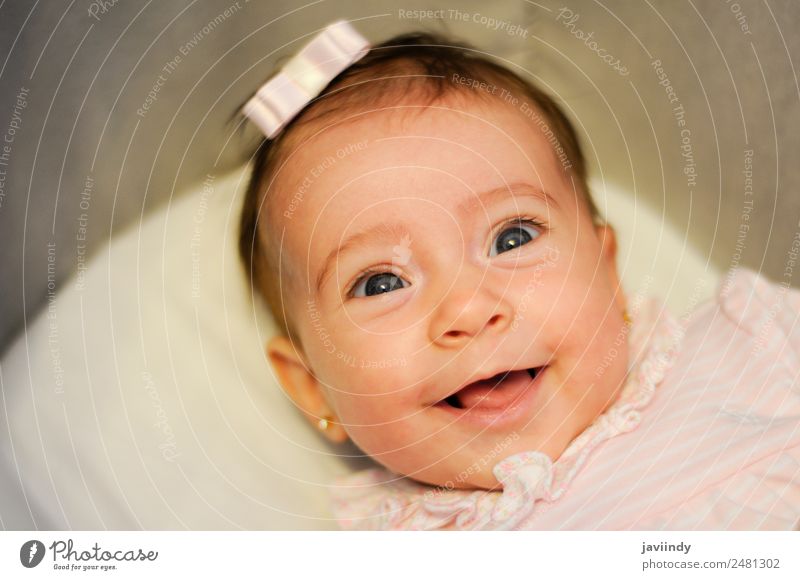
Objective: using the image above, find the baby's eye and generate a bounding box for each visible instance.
[489,219,543,257]
[350,270,410,298]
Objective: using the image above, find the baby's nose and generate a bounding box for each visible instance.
[428,284,513,348]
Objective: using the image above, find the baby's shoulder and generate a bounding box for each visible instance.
[689,267,800,356]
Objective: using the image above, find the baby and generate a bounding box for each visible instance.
[238,22,800,530]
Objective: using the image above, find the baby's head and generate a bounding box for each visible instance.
[239,31,629,490]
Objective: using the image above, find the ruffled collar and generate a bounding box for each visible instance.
[330,298,684,530]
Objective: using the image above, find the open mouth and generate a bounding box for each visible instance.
[436,366,545,411]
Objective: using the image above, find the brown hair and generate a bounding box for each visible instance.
[238,30,598,341]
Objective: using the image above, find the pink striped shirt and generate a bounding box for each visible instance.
[329,268,800,530]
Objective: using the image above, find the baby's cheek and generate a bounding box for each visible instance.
[336,394,426,461]
[556,262,614,315]
[331,365,425,435]
[332,367,418,417]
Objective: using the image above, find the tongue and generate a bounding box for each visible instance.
[454,370,533,410]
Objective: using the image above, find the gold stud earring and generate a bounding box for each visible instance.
[318,415,334,431]
[623,309,632,325]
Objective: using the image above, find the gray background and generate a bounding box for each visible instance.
[1,0,798,353]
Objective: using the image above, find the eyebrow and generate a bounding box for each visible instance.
[314,182,557,293]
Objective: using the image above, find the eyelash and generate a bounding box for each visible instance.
[490,216,546,252]
[344,216,547,299]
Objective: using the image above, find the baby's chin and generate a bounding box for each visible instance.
[400,432,578,492]
[400,458,512,492]
[404,473,501,493]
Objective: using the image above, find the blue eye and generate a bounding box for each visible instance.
[490,219,542,256]
[351,270,409,298]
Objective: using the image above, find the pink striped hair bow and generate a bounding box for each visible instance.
[242,20,370,139]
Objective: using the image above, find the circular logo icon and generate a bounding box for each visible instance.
[20,540,45,568]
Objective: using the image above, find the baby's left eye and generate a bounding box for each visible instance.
[489,219,542,256]
[350,271,409,299]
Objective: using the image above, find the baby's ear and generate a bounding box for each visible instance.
[594,223,626,311]
[595,223,618,262]
[265,335,349,443]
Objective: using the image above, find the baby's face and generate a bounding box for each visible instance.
[270,96,628,489]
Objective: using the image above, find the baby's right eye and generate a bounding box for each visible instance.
[350,270,410,298]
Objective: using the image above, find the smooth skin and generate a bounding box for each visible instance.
[265,95,628,490]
